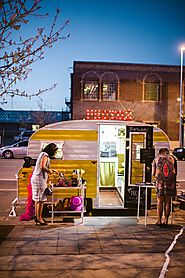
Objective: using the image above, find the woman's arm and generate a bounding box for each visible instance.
[40,155,58,174]
[152,159,156,177]
[40,155,51,174]
[169,155,177,175]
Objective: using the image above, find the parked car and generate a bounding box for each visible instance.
[14,130,34,142]
[0,140,28,159]
[173,147,185,160]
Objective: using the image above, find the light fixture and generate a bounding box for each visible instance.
[179,45,185,147]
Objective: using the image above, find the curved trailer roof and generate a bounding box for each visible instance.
[28,120,170,159]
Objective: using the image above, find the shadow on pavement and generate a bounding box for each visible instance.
[0,225,14,244]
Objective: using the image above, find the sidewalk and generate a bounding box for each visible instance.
[0,209,185,278]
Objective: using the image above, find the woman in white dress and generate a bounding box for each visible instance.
[31,143,58,225]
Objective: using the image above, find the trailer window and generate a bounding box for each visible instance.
[41,142,64,159]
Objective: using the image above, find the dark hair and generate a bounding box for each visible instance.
[159,148,169,155]
[42,143,58,158]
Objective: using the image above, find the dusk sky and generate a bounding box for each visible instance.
[2,0,185,111]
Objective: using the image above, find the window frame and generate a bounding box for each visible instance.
[144,82,160,102]
[143,74,162,102]
[83,80,99,100]
[102,81,117,101]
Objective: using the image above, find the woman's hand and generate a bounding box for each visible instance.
[50,169,58,174]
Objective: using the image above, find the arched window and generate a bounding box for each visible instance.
[81,71,100,100]
[143,74,161,101]
[101,72,119,101]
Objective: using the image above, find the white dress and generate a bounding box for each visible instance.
[31,152,50,202]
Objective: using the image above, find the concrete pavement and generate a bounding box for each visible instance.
[0,209,185,278]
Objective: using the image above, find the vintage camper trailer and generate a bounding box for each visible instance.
[16,120,170,214]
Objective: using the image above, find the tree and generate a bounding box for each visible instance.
[0,0,69,99]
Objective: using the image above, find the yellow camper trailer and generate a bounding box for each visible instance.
[16,120,170,214]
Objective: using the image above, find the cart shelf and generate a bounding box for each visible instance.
[50,183,86,224]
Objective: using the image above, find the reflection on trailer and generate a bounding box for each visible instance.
[17,120,170,213]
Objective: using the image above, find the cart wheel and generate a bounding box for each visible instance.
[3,150,14,159]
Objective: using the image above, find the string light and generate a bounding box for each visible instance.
[85,109,133,121]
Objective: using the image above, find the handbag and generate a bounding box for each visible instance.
[44,186,53,196]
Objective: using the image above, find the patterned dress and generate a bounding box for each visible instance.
[31,152,50,202]
[152,154,176,197]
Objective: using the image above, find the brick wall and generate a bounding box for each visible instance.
[71,61,183,141]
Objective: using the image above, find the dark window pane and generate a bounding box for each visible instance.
[144,82,160,101]
[102,82,116,100]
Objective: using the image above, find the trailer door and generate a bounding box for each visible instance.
[124,126,153,208]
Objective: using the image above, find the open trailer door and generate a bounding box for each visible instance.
[124,125,154,208]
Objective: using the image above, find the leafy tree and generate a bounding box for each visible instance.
[0,0,69,100]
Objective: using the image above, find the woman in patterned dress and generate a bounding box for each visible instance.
[31,143,58,225]
[152,148,176,227]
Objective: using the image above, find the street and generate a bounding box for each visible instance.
[0,159,24,217]
[0,159,185,218]
[0,159,23,180]
[0,182,16,217]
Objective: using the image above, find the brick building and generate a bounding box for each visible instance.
[71,61,184,142]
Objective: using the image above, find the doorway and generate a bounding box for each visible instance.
[98,124,126,207]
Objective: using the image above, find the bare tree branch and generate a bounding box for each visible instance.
[0,0,69,99]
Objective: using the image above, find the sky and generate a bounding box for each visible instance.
[1,0,185,111]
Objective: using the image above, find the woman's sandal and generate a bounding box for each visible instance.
[34,216,47,225]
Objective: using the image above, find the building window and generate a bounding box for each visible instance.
[81,71,100,100]
[83,81,99,100]
[143,74,161,102]
[42,142,64,159]
[102,82,117,100]
[144,82,160,101]
[101,72,119,101]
